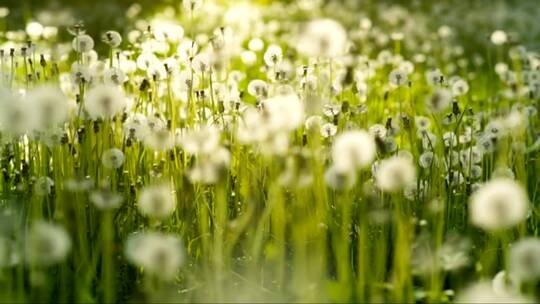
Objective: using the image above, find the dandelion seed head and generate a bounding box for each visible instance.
[102,30,122,47]
[180,125,221,155]
[138,184,176,220]
[320,123,337,138]
[90,189,123,210]
[297,18,347,58]
[125,232,184,280]
[419,151,436,168]
[143,129,175,151]
[492,271,520,297]
[248,38,264,52]
[72,34,94,53]
[261,93,305,132]
[26,85,69,129]
[375,155,416,192]
[451,78,469,96]
[491,30,508,45]
[332,130,376,171]
[101,148,125,169]
[26,222,71,266]
[103,68,126,86]
[508,238,540,282]
[427,89,452,113]
[26,21,44,39]
[0,87,38,135]
[469,178,529,231]
[33,177,54,196]
[325,165,356,190]
[84,84,126,119]
[388,68,408,87]
[263,44,282,67]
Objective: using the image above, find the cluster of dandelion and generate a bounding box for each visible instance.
[0,0,540,302]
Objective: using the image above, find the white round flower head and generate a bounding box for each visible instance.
[84,85,126,119]
[103,68,126,86]
[491,30,508,45]
[152,20,184,44]
[415,116,431,131]
[180,125,221,155]
[147,62,167,81]
[261,93,305,132]
[26,221,71,266]
[325,164,357,190]
[102,30,122,47]
[146,115,167,133]
[495,62,509,76]
[477,135,495,154]
[41,127,65,148]
[492,271,520,297]
[426,89,452,113]
[34,177,54,196]
[263,44,283,67]
[188,148,231,184]
[241,51,257,65]
[469,178,529,231]
[26,85,69,129]
[508,237,540,281]
[419,151,436,168]
[443,131,458,147]
[304,115,323,132]
[136,52,159,71]
[90,189,123,210]
[123,113,148,140]
[26,21,44,39]
[248,38,264,51]
[125,232,184,280]
[247,79,268,98]
[320,123,337,138]
[0,87,38,135]
[368,124,387,138]
[143,129,176,151]
[177,40,198,62]
[456,281,533,303]
[460,147,483,166]
[332,130,377,171]
[451,79,469,96]
[375,155,417,192]
[389,69,408,87]
[101,148,125,169]
[72,34,95,53]
[426,69,444,86]
[138,184,176,220]
[191,53,211,74]
[296,18,347,58]
[71,63,93,84]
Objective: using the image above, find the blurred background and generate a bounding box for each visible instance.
[2,0,540,50]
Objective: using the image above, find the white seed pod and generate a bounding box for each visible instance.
[101,148,125,169]
[137,184,176,220]
[72,34,95,53]
[25,222,71,266]
[84,85,126,119]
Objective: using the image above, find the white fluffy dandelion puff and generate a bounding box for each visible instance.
[137,184,176,220]
[469,178,529,231]
[332,130,377,172]
[125,232,184,280]
[84,84,127,119]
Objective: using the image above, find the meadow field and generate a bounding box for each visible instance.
[0,0,540,302]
